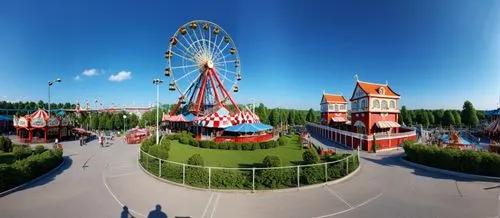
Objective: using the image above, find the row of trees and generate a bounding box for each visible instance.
[70,111,140,131]
[399,100,482,128]
[0,100,76,114]
[254,103,320,127]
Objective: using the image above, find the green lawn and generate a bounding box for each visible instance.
[168,136,305,167]
[0,152,15,164]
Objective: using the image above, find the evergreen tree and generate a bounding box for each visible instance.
[287,110,296,126]
[428,111,435,125]
[90,113,99,130]
[255,103,268,124]
[461,100,479,127]
[443,110,456,127]
[401,106,412,126]
[268,109,280,127]
[433,109,445,126]
[306,108,315,123]
[453,110,461,127]
[422,110,430,128]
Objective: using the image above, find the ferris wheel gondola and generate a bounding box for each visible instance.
[164,20,242,116]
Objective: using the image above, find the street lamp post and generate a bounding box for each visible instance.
[123,115,127,134]
[153,78,163,144]
[48,78,62,115]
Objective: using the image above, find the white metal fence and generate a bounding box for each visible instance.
[139,148,360,191]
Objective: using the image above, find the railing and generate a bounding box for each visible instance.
[139,148,360,191]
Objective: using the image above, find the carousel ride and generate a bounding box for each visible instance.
[162,20,273,143]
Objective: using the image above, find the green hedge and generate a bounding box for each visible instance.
[139,134,360,190]
[403,140,500,177]
[0,147,63,192]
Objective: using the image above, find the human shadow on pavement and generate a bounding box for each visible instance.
[0,156,73,197]
[361,154,500,183]
[148,204,168,218]
[121,206,135,218]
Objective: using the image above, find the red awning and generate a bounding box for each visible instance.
[376,121,401,128]
[331,117,346,122]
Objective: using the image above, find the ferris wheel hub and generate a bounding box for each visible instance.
[206,60,214,69]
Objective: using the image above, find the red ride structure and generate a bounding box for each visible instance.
[165,20,242,117]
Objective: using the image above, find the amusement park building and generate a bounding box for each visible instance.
[320,93,348,126]
[309,79,416,152]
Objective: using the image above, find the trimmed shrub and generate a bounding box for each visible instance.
[262,155,281,167]
[211,169,249,189]
[209,141,219,149]
[404,140,500,177]
[257,168,295,189]
[301,165,324,185]
[188,138,199,147]
[1,149,62,192]
[241,143,253,151]
[34,145,46,154]
[199,140,212,148]
[187,154,204,166]
[252,143,261,150]
[140,136,155,153]
[278,136,286,146]
[13,145,32,160]
[302,149,320,164]
[0,136,13,152]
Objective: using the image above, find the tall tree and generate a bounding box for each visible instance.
[305,108,315,123]
[401,106,412,126]
[113,113,124,131]
[453,110,461,126]
[434,109,445,126]
[90,113,99,130]
[461,100,479,127]
[428,111,435,125]
[255,103,268,124]
[287,110,296,126]
[37,100,44,109]
[443,110,456,127]
[422,110,430,128]
[268,109,280,127]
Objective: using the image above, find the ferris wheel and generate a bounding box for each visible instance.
[165,20,242,116]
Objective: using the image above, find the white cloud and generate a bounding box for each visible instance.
[82,69,99,76]
[74,75,82,81]
[108,71,132,82]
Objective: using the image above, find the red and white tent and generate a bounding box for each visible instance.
[168,114,187,122]
[197,112,234,128]
[162,114,170,122]
[232,111,259,125]
[31,109,49,120]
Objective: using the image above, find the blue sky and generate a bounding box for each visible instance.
[1,0,499,110]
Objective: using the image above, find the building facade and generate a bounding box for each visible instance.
[349,80,401,135]
[320,93,348,127]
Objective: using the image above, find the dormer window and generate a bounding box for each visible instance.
[378,87,385,95]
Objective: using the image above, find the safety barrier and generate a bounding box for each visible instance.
[139,148,360,191]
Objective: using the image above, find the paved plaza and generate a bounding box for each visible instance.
[0,137,499,218]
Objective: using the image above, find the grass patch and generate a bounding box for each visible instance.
[0,152,15,164]
[168,136,304,167]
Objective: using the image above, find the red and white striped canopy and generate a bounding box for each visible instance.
[162,114,170,122]
[232,112,259,125]
[31,109,49,120]
[168,114,187,122]
[197,112,234,128]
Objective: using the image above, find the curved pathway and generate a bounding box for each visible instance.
[0,137,499,218]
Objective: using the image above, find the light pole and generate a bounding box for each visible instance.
[153,78,163,144]
[248,98,258,114]
[123,114,127,134]
[48,78,62,115]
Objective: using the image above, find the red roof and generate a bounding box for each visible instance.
[31,109,49,120]
[352,81,400,99]
[322,94,347,103]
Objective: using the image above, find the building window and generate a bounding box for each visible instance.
[360,99,367,110]
[373,99,380,109]
[381,100,388,110]
[328,104,333,110]
[340,104,345,110]
[335,104,339,111]
[390,100,395,109]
